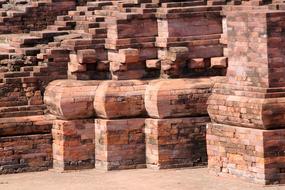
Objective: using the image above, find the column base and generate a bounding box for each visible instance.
[145,117,209,169]
[95,118,146,170]
[52,119,95,171]
[207,123,285,185]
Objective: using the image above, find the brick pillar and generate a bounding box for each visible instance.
[45,80,100,171]
[95,119,146,170]
[52,119,95,171]
[144,78,215,169]
[93,80,147,170]
[145,117,209,169]
[207,10,285,185]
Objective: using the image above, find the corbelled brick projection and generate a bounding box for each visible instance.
[1,0,285,186]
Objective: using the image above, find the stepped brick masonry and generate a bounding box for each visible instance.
[1,0,285,186]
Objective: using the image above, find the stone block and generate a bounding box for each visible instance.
[145,117,209,169]
[109,61,127,72]
[118,48,140,63]
[167,47,189,62]
[68,58,87,73]
[108,49,139,64]
[95,118,146,170]
[107,18,157,39]
[52,119,95,171]
[159,47,189,78]
[146,59,161,69]
[210,57,227,68]
[189,58,205,69]
[77,49,96,64]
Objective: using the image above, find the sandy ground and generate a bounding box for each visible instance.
[0,167,284,190]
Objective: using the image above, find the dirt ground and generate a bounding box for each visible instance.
[0,167,284,190]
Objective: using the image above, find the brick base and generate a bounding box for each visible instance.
[207,123,285,185]
[0,134,52,174]
[145,117,209,169]
[52,119,95,171]
[95,118,146,170]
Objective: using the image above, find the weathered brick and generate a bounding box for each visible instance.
[145,117,209,169]
[95,118,146,170]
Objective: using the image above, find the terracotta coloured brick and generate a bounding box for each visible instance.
[160,47,189,78]
[207,9,285,185]
[44,80,100,119]
[145,117,209,169]
[68,55,87,73]
[145,78,214,118]
[207,10,285,130]
[0,0,75,34]
[95,118,146,170]
[0,115,51,136]
[107,18,158,39]
[207,123,285,185]
[189,58,205,69]
[210,57,227,68]
[108,49,146,80]
[77,49,96,64]
[94,80,147,119]
[118,48,139,64]
[0,134,52,174]
[52,119,95,171]
[146,59,161,69]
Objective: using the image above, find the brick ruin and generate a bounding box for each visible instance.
[1,0,285,186]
